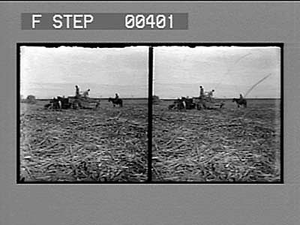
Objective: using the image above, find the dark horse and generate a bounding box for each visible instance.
[108,97,123,107]
[232,98,247,108]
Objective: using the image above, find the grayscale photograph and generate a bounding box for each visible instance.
[152,46,282,182]
[19,45,149,182]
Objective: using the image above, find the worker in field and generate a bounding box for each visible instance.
[115,93,119,100]
[83,89,90,98]
[199,86,205,99]
[75,85,80,98]
[239,93,244,100]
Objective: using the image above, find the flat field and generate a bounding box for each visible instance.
[20,99,148,182]
[152,99,282,182]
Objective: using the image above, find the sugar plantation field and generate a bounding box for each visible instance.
[20,99,148,182]
[152,99,281,182]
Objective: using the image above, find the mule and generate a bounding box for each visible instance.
[232,98,247,108]
[108,97,123,107]
[47,98,62,110]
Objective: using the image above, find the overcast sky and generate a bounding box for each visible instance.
[21,46,148,99]
[21,45,281,100]
[154,46,281,99]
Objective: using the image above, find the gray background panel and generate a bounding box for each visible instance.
[1,2,299,225]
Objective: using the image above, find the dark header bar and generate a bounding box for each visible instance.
[21,13,188,30]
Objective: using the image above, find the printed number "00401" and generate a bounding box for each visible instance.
[125,14,173,29]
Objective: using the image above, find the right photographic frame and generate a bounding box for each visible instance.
[151,43,283,183]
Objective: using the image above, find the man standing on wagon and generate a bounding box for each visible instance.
[75,85,80,98]
[199,86,205,99]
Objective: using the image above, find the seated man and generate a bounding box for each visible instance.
[83,89,90,98]
[206,89,215,102]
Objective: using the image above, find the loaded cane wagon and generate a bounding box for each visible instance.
[44,96,100,110]
[193,97,224,110]
[168,97,196,110]
[67,96,100,109]
[168,95,224,111]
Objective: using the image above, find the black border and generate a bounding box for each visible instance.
[148,46,153,182]
[17,42,284,184]
[6,0,289,1]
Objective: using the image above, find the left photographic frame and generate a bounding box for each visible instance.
[17,43,150,183]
